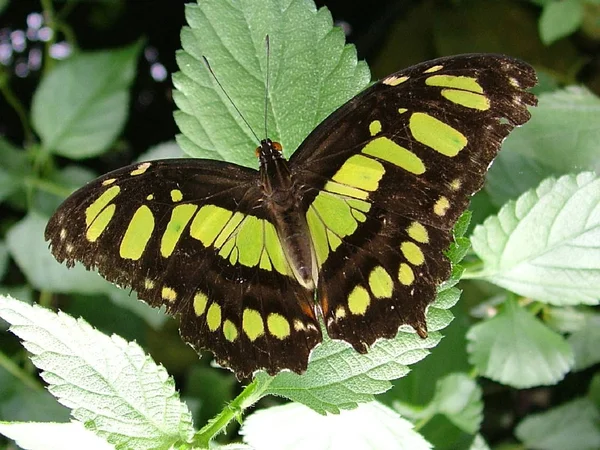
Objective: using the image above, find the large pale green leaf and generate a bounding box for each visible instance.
[241,401,432,450]
[31,43,141,158]
[506,88,600,173]
[0,296,194,450]
[471,172,600,306]
[257,287,460,414]
[173,0,370,166]
[467,298,573,388]
[568,312,600,371]
[515,398,600,450]
[0,421,113,450]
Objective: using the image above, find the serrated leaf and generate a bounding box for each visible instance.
[0,421,113,450]
[515,398,600,450]
[240,401,432,450]
[467,297,573,388]
[0,295,194,450]
[428,373,483,434]
[505,87,600,173]
[31,43,141,158]
[568,312,600,371]
[257,287,460,414]
[539,0,584,45]
[173,0,369,166]
[471,172,600,306]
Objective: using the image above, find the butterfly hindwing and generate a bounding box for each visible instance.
[291,54,537,347]
[45,159,321,378]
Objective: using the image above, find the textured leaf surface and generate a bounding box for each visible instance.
[258,288,460,414]
[505,88,600,173]
[0,296,194,450]
[515,398,600,450]
[173,0,369,166]
[567,312,600,371]
[471,172,600,305]
[0,421,113,450]
[31,44,140,158]
[241,401,432,450]
[467,298,573,388]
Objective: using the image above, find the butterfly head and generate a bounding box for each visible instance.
[257,138,295,201]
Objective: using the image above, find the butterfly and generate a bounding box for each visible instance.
[45,53,537,379]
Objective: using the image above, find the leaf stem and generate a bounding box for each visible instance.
[192,375,272,448]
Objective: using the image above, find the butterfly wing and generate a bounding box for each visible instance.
[289,54,537,351]
[45,159,321,378]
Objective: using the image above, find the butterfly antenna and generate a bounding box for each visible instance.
[201,56,261,144]
[264,35,270,139]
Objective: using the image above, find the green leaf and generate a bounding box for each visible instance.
[0,240,8,281]
[31,43,141,158]
[0,295,194,450]
[6,212,110,294]
[173,0,369,167]
[587,373,600,409]
[257,287,460,414]
[568,312,600,371]
[486,148,560,207]
[467,297,574,388]
[428,373,483,434]
[0,421,113,450]
[539,0,584,45]
[506,87,600,174]
[240,401,432,450]
[471,172,600,306]
[0,137,28,203]
[515,398,600,450]
[469,434,491,450]
[136,141,185,162]
[545,306,587,333]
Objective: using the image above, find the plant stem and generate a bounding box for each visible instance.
[192,375,272,448]
[40,0,57,74]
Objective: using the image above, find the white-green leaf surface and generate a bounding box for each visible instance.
[173,0,370,166]
[0,421,113,450]
[32,43,140,158]
[0,296,194,450]
[240,401,431,450]
[515,398,600,450]
[257,287,460,414]
[428,373,483,434]
[505,87,600,173]
[471,172,600,306]
[467,298,573,388]
[567,312,600,371]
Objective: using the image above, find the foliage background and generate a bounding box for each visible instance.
[0,0,599,449]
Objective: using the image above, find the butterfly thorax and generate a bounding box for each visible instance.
[258,139,319,292]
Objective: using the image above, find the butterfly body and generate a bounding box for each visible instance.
[258,138,319,291]
[46,54,537,378]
